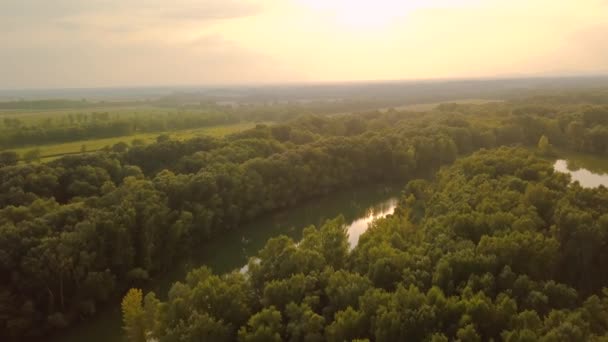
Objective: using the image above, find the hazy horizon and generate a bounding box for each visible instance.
[3,73,608,93]
[2,0,608,89]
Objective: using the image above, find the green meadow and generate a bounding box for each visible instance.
[12,122,258,162]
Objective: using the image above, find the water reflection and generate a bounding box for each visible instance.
[239,197,398,272]
[50,185,402,342]
[554,160,608,188]
[195,188,402,276]
[347,198,398,248]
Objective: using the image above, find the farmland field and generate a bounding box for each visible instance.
[12,122,260,162]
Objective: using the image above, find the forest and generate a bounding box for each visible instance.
[1,92,608,341]
[124,147,608,341]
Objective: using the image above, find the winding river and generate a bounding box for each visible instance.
[51,185,400,342]
[47,151,608,341]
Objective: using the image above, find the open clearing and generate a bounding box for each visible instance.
[12,122,258,162]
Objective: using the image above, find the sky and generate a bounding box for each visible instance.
[1,0,608,89]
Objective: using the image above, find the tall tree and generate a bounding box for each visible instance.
[121,288,146,342]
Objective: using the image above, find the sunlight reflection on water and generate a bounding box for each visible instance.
[554,160,608,188]
[346,197,399,248]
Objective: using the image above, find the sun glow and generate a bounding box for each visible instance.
[298,0,417,30]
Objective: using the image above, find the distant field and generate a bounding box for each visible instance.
[383,99,503,112]
[12,122,258,162]
[0,105,166,123]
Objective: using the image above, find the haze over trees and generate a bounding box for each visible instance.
[0,89,608,341]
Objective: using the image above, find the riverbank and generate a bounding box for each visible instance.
[49,184,402,342]
[553,150,608,188]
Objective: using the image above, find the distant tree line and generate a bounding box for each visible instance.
[0,110,238,149]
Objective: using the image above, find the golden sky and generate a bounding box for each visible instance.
[1,0,607,88]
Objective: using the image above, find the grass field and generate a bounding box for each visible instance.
[382,99,503,112]
[12,122,259,162]
[0,105,167,124]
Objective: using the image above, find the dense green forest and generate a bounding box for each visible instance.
[1,94,608,341]
[124,147,608,341]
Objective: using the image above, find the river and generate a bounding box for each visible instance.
[51,184,400,342]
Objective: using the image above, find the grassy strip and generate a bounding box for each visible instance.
[11,122,259,162]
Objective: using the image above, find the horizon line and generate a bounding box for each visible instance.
[2,72,608,94]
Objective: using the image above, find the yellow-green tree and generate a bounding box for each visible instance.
[537,135,552,155]
[23,148,41,163]
[121,288,146,342]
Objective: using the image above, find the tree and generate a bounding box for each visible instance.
[582,107,608,127]
[285,303,325,342]
[299,217,349,269]
[325,270,372,315]
[566,121,585,150]
[0,150,18,167]
[112,142,129,153]
[156,134,170,143]
[325,307,367,342]
[457,324,481,342]
[23,149,41,163]
[173,312,234,341]
[121,288,146,342]
[537,135,552,156]
[238,307,283,342]
[131,139,145,146]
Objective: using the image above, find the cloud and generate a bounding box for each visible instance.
[1,0,608,88]
[0,32,302,89]
[0,0,274,88]
[159,1,263,21]
[0,0,264,31]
